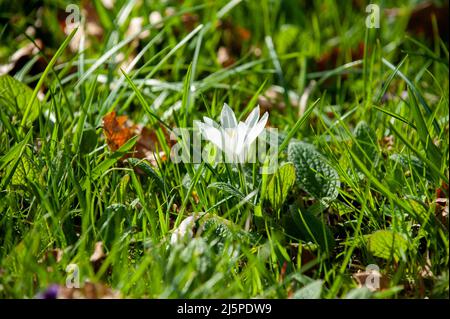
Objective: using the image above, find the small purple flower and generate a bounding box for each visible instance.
[36,284,60,299]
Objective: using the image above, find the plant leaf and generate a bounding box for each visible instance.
[367,230,408,261]
[266,162,295,211]
[0,75,39,125]
[352,121,378,170]
[292,280,323,299]
[288,141,340,203]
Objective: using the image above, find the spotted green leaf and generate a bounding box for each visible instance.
[288,141,340,203]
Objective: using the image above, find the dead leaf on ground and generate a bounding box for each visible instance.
[90,241,106,273]
[38,248,63,264]
[380,135,395,153]
[289,243,317,267]
[316,42,365,72]
[38,282,121,299]
[103,111,136,152]
[386,2,449,41]
[435,182,449,225]
[0,40,45,76]
[102,111,169,167]
[37,248,64,273]
[60,0,104,52]
[181,13,199,32]
[215,19,252,68]
[217,46,235,68]
[256,85,300,113]
[353,269,389,292]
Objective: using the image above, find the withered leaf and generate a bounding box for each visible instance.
[353,269,389,292]
[103,111,136,152]
[102,111,169,167]
[90,241,106,273]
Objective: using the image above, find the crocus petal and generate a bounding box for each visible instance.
[170,215,196,245]
[244,106,260,128]
[220,103,238,128]
[234,122,249,155]
[203,116,220,128]
[197,121,224,151]
[245,112,268,146]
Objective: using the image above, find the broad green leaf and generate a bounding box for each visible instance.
[284,206,335,253]
[345,287,373,299]
[0,130,33,189]
[367,230,408,261]
[390,153,433,182]
[292,280,323,299]
[11,155,39,187]
[127,157,165,189]
[352,121,378,169]
[0,130,32,170]
[79,127,98,155]
[266,162,295,211]
[288,141,340,203]
[0,75,39,125]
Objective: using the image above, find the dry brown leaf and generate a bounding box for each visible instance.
[386,2,449,40]
[90,241,106,273]
[58,282,121,299]
[102,111,169,167]
[37,248,64,272]
[435,182,449,225]
[103,111,136,152]
[380,135,395,152]
[216,19,252,68]
[353,269,389,292]
[316,43,365,72]
[0,40,45,76]
[217,46,235,68]
[257,85,300,113]
[181,13,199,32]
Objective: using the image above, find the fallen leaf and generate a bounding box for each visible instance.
[380,135,395,152]
[102,111,169,167]
[353,269,389,292]
[217,46,235,68]
[256,85,300,113]
[38,282,121,299]
[316,43,364,72]
[386,2,449,40]
[38,248,63,264]
[215,19,252,68]
[102,111,136,152]
[435,182,449,225]
[181,13,199,32]
[90,241,106,273]
[0,40,45,76]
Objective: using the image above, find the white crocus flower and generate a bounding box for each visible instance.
[195,104,268,163]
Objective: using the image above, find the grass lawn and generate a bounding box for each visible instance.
[0,0,448,299]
